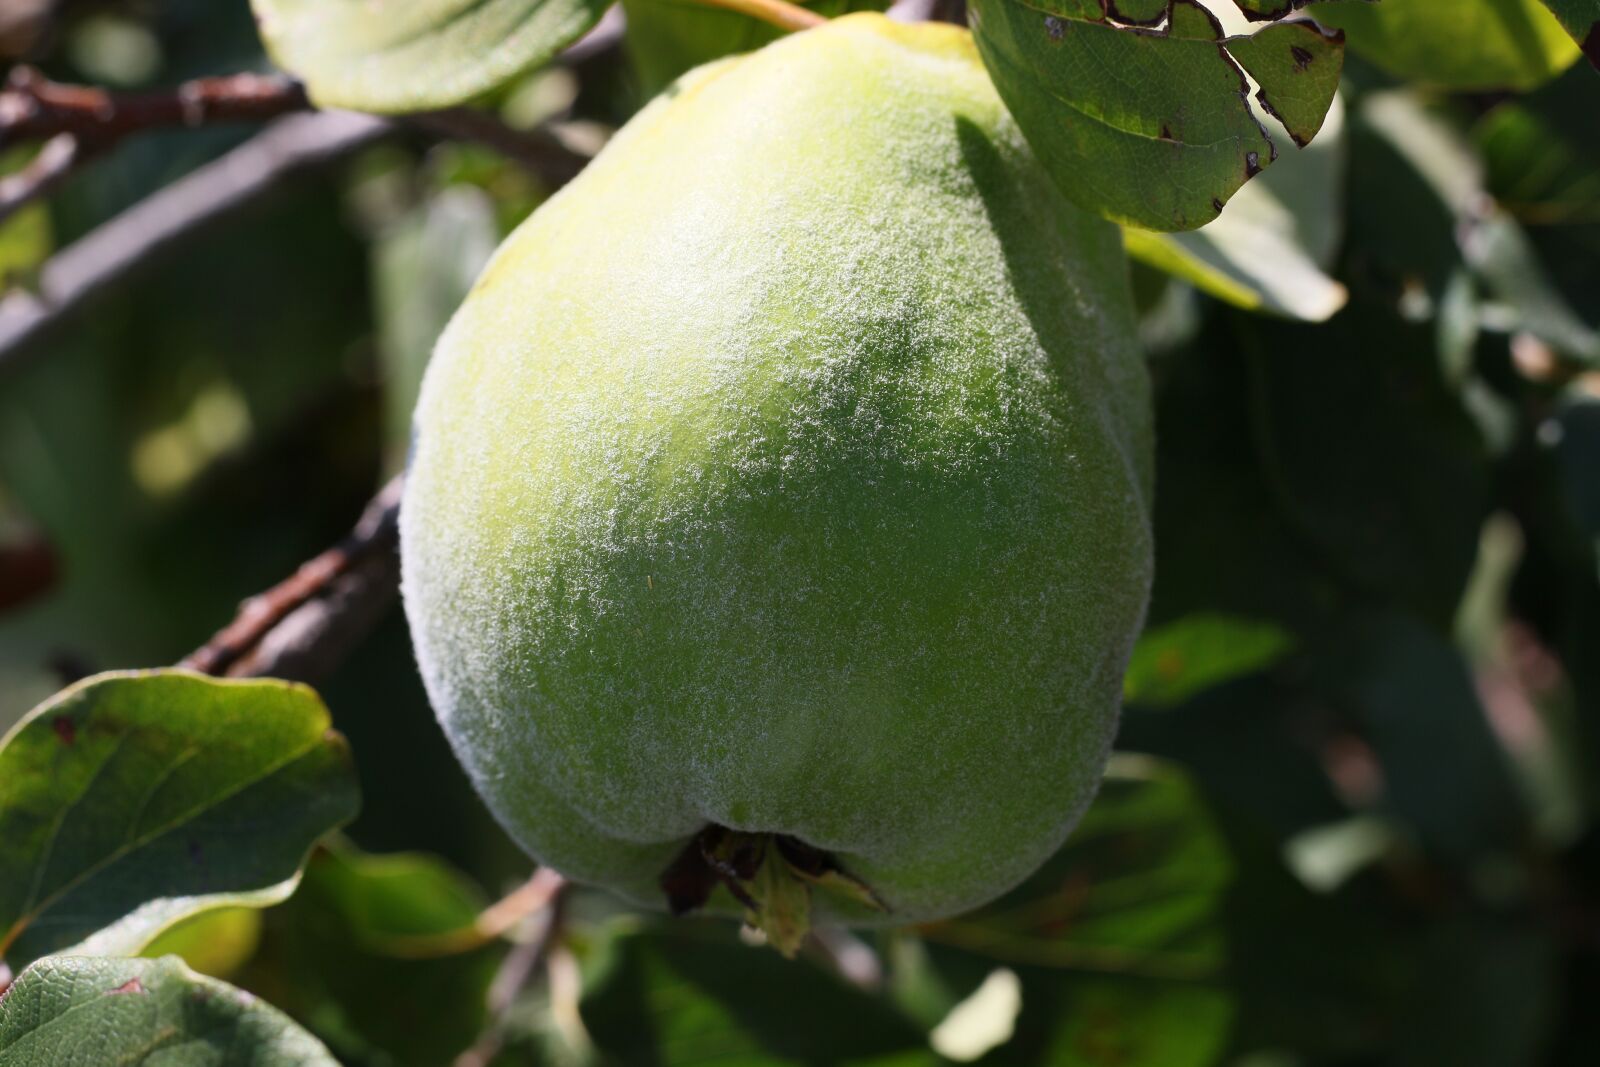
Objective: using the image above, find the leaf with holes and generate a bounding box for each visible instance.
[1124,90,1348,319]
[0,955,338,1065]
[0,671,359,971]
[251,0,610,112]
[968,0,1344,231]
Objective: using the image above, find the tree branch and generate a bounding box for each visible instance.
[409,109,590,186]
[0,133,77,226]
[0,68,314,227]
[0,66,310,147]
[181,475,402,682]
[454,874,573,1067]
[386,867,570,960]
[685,0,825,32]
[0,110,390,371]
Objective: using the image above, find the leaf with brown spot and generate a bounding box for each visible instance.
[969,0,1344,230]
[1226,19,1345,147]
[0,671,359,972]
[0,956,337,1064]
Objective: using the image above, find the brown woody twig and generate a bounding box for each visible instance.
[0,110,391,369]
[181,475,402,682]
[455,873,573,1067]
[0,67,310,146]
[0,133,77,226]
[0,68,312,227]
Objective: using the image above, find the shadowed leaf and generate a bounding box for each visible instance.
[241,847,502,1067]
[900,756,1236,1065]
[580,919,940,1066]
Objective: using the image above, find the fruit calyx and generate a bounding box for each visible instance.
[659,826,888,957]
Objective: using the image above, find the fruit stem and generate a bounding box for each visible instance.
[684,0,827,33]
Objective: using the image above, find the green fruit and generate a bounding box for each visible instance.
[401,13,1154,946]
[619,0,887,101]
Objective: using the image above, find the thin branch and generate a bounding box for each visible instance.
[385,867,570,960]
[409,109,589,186]
[0,65,593,233]
[685,0,826,31]
[181,475,402,681]
[0,133,77,226]
[454,874,573,1067]
[0,110,390,371]
[0,67,310,147]
[0,69,313,226]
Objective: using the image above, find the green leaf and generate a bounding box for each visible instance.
[621,0,889,100]
[1536,0,1600,65]
[1125,614,1296,708]
[579,919,939,1066]
[250,0,609,112]
[140,908,264,981]
[0,671,359,971]
[1124,92,1348,319]
[968,0,1344,231]
[0,955,338,1066]
[241,847,502,1067]
[1314,0,1581,90]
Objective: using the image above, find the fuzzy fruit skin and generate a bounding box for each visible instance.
[401,14,1154,925]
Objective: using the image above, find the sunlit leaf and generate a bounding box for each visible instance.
[251,0,609,112]
[140,907,264,981]
[968,0,1344,231]
[1314,0,1580,90]
[0,671,358,971]
[1535,0,1600,66]
[0,955,337,1066]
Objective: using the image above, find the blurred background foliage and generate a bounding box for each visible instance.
[1,1,1598,1065]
